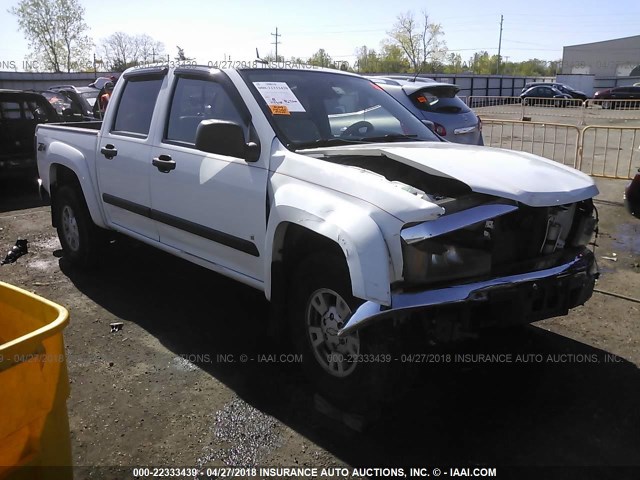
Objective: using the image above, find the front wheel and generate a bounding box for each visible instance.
[55,185,104,268]
[288,253,391,411]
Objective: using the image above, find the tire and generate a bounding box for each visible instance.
[55,185,104,268]
[288,252,391,411]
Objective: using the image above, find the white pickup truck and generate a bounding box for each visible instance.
[36,65,599,405]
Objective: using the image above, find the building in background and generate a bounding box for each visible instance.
[562,35,640,77]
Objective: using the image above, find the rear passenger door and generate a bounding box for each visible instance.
[149,70,268,283]
[97,70,166,241]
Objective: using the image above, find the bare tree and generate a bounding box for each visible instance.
[137,34,164,63]
[388,10,446,72]
[101,32,165,71]
[10,0,92,72]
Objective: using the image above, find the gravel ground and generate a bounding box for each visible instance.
[1,176,639,480]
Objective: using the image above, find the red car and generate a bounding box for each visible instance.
[593,86,640,109]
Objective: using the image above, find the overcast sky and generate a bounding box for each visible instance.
[1,0,639,71]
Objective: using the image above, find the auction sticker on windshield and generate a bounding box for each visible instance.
[253,82,306,113]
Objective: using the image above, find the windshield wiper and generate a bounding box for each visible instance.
[358,134,422,143]
[293,134,425,150]
[293,137,367,150]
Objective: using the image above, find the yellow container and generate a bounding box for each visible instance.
[0,281,72,480]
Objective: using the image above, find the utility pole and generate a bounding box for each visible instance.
[496,14,503,75]
[271,27,281,61]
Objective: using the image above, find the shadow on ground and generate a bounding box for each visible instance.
[0,178,45,213]
[60,237,640,476]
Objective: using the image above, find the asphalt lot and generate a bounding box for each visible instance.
[0,175,639,479]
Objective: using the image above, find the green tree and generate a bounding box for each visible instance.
[355,45,379,73]
[379,42,410,73]
[308,48,333,68]
[468,51,498,74]
[10,0,92,72]
[443,53,464,74]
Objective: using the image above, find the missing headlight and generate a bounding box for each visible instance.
[402,232,492,286]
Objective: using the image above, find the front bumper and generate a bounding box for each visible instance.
[339,249,598,336]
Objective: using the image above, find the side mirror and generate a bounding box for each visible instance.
[195,120,260,162]
[421,119,435,132]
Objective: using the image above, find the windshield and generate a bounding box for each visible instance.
[241,69,440,149]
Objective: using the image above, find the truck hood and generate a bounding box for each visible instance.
[303,142,598,207]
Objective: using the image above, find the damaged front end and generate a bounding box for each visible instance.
[340,196,599,336]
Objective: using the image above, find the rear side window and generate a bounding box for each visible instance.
[0,101,22,119]
[410,87,470,114]
[112,76,164,137]
[0,97,56,121]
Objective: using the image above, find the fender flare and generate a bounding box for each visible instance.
[46,141,108,229]
[265,183,392,306]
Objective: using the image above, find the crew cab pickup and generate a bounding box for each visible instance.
[36,65,599,406]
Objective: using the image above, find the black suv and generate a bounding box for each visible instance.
[0,90,59,179]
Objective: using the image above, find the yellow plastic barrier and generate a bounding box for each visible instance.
[0,281,72,480]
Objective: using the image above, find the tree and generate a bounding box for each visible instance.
[387,10,446,73]
[101,32,165,71]
[379,42,410,73]
[308,48,333,68]
[355,45,379,73]
[10,0,92,72]
[443,53,464,74]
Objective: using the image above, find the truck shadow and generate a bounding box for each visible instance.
[0,178,45,213]
[60,239,640,471]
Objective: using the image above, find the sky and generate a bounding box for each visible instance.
[1,0,639,71]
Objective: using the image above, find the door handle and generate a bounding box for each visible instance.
[100,144,117,159]
[152,154,176,173]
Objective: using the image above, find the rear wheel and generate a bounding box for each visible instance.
[55,185,104,268]
[288,253,390,411]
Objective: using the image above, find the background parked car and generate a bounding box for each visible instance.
[369,76,483,146]
[593,86,640,109]
[36,90,89,122]
[522,82,588,101]
[0,90,59,179]
[48,85,99,120]
[520,85,572,107]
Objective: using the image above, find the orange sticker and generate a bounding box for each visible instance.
[269,104,290,115]
[417,96,427,103]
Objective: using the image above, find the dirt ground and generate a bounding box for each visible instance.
[1,175,639,480]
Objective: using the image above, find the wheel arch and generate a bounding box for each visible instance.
[265,187,393,309]
[46,144,106,229]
